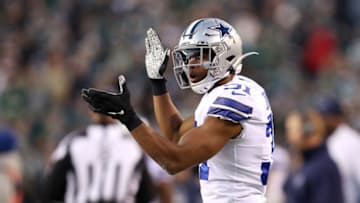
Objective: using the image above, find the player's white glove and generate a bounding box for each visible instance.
[145,28,170,79]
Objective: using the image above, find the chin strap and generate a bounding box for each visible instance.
[233,52,259,74]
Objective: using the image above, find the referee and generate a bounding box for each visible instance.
[42,111,154,203]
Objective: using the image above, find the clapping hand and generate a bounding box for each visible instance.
[145,28,170,80]
[81,75,142,130]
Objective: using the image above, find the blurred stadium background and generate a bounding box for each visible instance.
[1,0,360,202]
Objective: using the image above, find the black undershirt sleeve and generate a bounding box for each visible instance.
[42,147,73,202]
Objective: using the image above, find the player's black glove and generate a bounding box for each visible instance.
[145,28,170,95]
[81,75,142,131]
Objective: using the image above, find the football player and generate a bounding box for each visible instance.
[82,18,274,203]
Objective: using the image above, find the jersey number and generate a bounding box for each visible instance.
[260,114,274,185]
[199,161,209,180]
[261,162,271,185]
[261,90,274,186]
[224,83,251,96]
[266,114,275,153]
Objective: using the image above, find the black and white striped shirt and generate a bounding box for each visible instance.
[43,123,153,203]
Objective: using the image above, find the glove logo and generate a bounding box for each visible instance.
[108,110,125,116]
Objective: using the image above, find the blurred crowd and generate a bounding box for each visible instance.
[1,0,360,202]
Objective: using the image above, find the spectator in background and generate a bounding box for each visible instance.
[315,97,360,203]
[283,109,343,203]
[0,128,23,203]
[302,27,338,77]
[43,110,155,203]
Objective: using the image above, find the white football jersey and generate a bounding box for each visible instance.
[195,75,274,203]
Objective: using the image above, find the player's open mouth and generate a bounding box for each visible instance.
[189,73,206,83]
[189,74,197,81]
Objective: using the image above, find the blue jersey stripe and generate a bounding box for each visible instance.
[208,107,249,122]
[213,97,253,115]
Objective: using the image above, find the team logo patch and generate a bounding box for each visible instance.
[209,23,231,38]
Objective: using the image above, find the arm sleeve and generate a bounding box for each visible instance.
[135,158,156,203]
[42,136,73,202]
[207,95,253,123]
